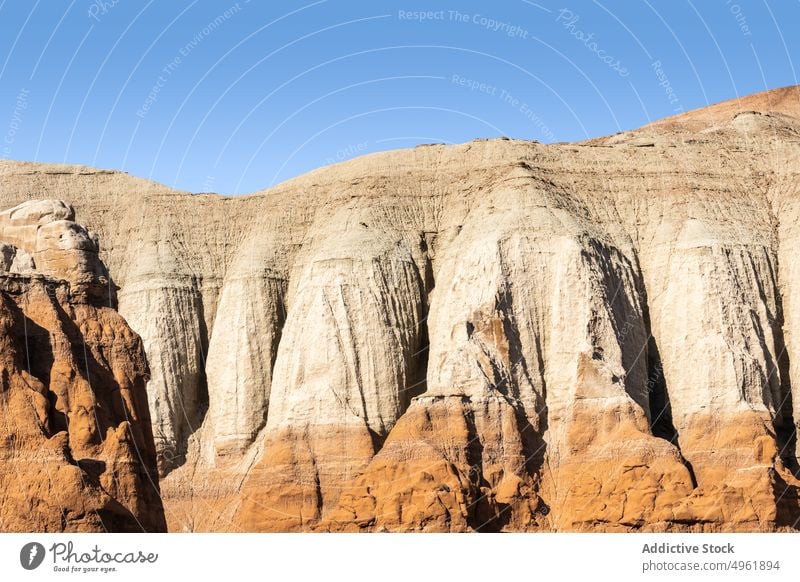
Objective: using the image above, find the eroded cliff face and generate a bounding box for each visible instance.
[1,86,799,532]
[0,201,165,532]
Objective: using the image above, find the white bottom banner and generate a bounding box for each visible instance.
[0,533,797,581]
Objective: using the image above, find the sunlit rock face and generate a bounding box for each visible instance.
[1,86,799,532]
[0,201,165,532]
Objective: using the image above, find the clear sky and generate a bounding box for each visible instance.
[0,1,797,194]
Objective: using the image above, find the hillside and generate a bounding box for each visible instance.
[1,86,799,531]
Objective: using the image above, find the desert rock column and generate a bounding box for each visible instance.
[235,204,430,531]
[0,200,166,532]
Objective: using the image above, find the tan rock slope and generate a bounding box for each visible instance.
[0,85,799,532]
[0,200,165,532]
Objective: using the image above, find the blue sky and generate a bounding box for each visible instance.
[0,1,797,194]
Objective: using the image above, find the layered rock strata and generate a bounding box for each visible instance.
[0,200,165,532]
[0,86,799,531]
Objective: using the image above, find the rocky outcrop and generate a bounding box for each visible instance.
[0,201,165,532]
[0,200,112,302]
[0,86,799,532]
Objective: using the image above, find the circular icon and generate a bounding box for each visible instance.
[20,542,45,570]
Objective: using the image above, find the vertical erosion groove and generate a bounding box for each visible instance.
[772,265,799,476]
[190,280,210,449]
[402,232,435,413]
[638,271,699,489]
